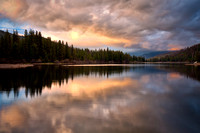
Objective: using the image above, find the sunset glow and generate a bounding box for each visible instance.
[1,1,200,132]
[0,0,200,54]
[70,31,79,40]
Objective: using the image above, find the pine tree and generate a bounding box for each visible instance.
[71,45,74,59]
[65,42,69,59]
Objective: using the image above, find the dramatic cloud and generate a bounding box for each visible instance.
[0,0,200,52]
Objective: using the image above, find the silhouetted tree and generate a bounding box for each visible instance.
[0,29,144,63]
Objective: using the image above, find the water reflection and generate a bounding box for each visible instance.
[0,65,129,97]
[1,65,200,98]
[161,65,200,81]
[0,65,200,133]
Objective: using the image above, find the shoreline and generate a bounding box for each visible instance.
[146,62,200,66]
[185,63,200,66]
[0,62,199,69]
[145,62,189,64]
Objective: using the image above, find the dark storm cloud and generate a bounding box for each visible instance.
[0,0,200,51]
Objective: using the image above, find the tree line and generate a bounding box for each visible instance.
[0,29,145,63]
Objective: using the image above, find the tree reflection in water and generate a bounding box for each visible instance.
[0,65,130,97]
[0,65,200,98]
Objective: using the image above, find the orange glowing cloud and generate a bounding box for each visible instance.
[168,44,182,51]
[42,29,133,48]
[169,47,181,51]
[1,0,199,51]
[0,0,27,18]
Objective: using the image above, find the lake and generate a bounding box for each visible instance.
[0,64,200,133]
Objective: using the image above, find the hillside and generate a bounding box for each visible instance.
[151,51,178,58]
[141,51,170,59]
[149,43,200,62]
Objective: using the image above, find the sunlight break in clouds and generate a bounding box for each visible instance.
[0,0,200,52]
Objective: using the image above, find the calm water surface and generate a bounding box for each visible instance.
[0,64,200,133]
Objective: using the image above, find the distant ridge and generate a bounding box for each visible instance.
[149,43,200,62]
[141,51,170,59]
[151,51,178,58]
[129,50,171,59]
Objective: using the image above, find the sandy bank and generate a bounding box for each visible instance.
[0,64,34,69]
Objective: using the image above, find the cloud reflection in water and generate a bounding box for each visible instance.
[0,65,200,133]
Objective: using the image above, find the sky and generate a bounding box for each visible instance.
[0,0,200,54]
